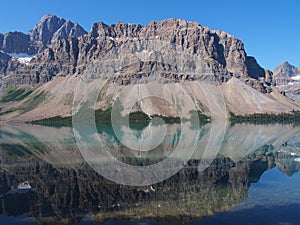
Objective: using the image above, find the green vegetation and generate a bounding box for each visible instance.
[30,108,187,128]
[95,108,114,124]
[28,108,112,127]
[30,108,149,127]
[0,87,45,117]
[229,111,300,125]
[0,86,33,103]
[30,115,72,127]
[0,128,48,158]
[21,91,47,113]
[152,114,181,124]
[0,143,32,157]
[0,108,17,116]
[128,111,151,130]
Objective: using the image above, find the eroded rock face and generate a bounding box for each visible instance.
[273,62,300,103]
[273,61,300,85]
[29,14,87,44]
[0,34,3,49]
[1,18,268,92]
[1,32,36,54]
[0,52,11,76]
[0,14,87,56]
[274,61,300,77]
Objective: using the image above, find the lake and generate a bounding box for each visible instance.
[0,122,300,225]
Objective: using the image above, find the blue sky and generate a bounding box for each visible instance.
[0,0,299,70]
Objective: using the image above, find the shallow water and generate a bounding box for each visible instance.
[0,122,300,225]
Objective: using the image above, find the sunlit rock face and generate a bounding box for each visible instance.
[273,62,300,103]
[1,16,266,89]
[2,16,300,123]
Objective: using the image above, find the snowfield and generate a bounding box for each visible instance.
[291,75,300,81]
[8,53,36,65]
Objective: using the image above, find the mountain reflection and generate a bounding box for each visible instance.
[0,123,300,225]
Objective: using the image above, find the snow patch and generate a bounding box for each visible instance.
[291,75,300,81]
[17,57,33,65]
[294,158,300,162]
[8,53,36,65]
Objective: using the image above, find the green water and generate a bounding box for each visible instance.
[0,122,300,225]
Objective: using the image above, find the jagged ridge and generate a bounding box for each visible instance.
[1,17,269,93]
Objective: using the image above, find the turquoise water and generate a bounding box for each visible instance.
[0,123,300,225]
[195,168,300,225]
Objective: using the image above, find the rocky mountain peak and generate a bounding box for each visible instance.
[273,62,300,103]
[1,17,271,94]
[29,14,87,44]
[273,61,299,77]
[88,18,253,76]
[0,51,11,76]
[1,31,32,54]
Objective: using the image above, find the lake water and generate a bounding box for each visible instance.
[0,122,300,225]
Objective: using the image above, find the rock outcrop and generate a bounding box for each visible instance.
[1,17,270,92]
[28,14,87,44]
[273,61,300,85]
[0,32,36,54]
[0,15,87,88]
[1,16,299,121]
[273,62,300,103]
[0,15,86,61]
[0,52,11,76]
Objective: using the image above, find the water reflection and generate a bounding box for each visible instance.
[0,123,300,224]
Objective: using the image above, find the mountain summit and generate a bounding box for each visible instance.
[0,15,299,122]
[1,17,268,90]
[273,61,300,103]
[29,14,87,44]
[273,61,300,85]
[0,14,87,55]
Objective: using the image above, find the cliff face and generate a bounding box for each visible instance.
[28,14,87,44]
[273,62,300,103]
[273,61,300,85]
[0,52,11,77]
[0,15,86,71]
[1,16,299,121]
[1,17,268,90]
[0,32,37,54]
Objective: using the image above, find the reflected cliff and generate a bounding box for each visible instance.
[0,122,300,225]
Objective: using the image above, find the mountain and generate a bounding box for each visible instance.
[273,62,300,103]
[1,18,268,87]
[0,14,87,57]
[0,51,11,76]
[0,32,36,54]
[29,14,87,44]
[273,61,300,85]
[0,16,299,122]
